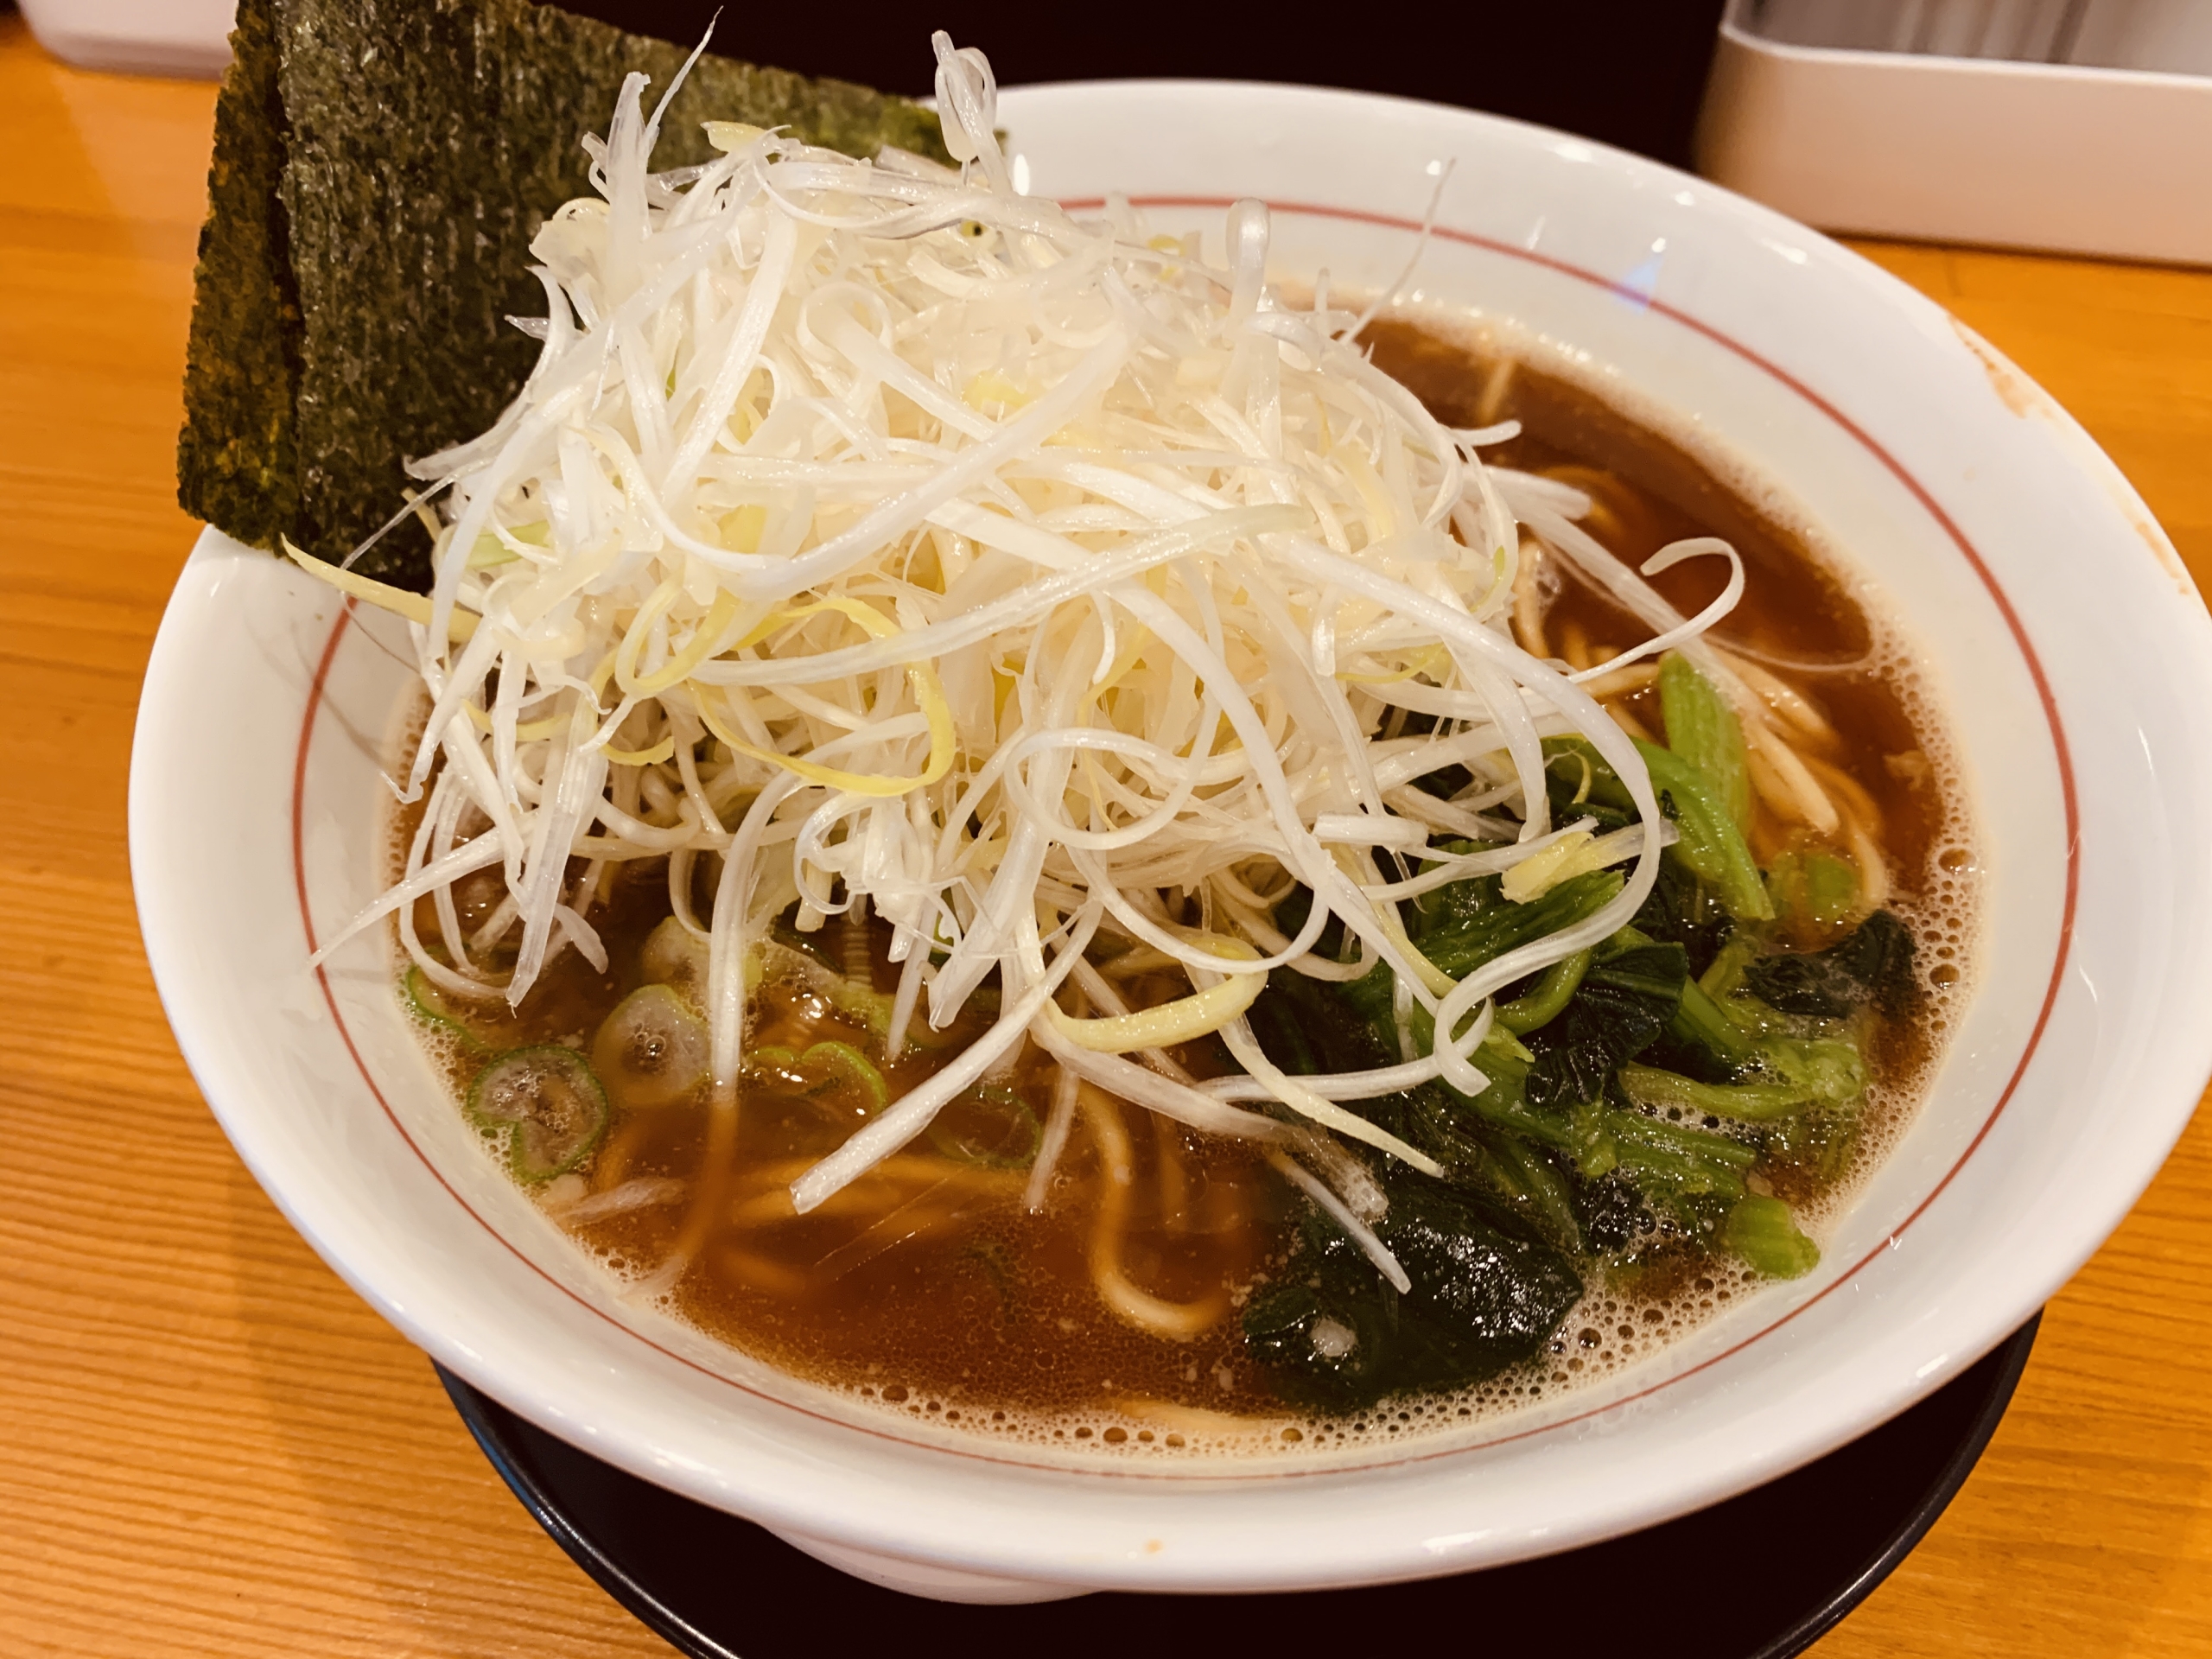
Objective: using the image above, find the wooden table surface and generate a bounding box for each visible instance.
[3,17,2209,1656]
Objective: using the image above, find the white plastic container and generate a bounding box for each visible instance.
[1695,0,2212,264]
[20,0,235,79]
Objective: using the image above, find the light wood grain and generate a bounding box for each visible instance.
[0,17,2204,1656]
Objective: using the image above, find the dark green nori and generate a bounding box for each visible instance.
[179,0,948,586]
[176,0,302,554]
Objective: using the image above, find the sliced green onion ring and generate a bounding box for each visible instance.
[929,1083,1042,1169]
[590,983,711,1108]
[404,964,488,1055]
[467,1046,610,1182]
[800,1040,890,1120]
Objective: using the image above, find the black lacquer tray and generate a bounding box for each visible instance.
[439,1312,2036,1658]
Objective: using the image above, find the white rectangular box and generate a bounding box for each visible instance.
[21,0,235,79]
[1694,0,2212,265]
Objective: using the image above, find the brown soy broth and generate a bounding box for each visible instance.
[412,869,1282,1420]
[400,323,1965,1438]
[601,963,1278,1420]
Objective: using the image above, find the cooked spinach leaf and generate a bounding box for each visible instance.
[1540,729,1768,923]
[1414,869,1625,977]
[1744,909,1916,1018]
[1543,748,1639,834]
[1244,1180,1582,1411]
[1631,849,1734,978]
[1523,941,1690,1112]
[1495,948,1591,1035]
[1769,848,1860,936]
[1332,870,1624,1049]
[1571,1167,1660,1254]
[1659,652,1753,832]
[1723,1195,1821,1279]
[1636,741,1774,922]
[1617,1054,1864,1123]
[1240,817,1870,1408]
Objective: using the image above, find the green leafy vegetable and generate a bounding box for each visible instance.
[1495,949,1591,1034]
[1618,1061,1818,1123]
[1570,1170,1659,1253]
[1724,1195,1821,1279]
[1541,736,1637,824]
[1538,730,1767,921]
[1243,1280,1395,1409]
[1248,968,1577,1243]
[1698,929,1764,1001]
[1416,869,1625,980]
[1759,1036,1869,1103]
[1636,741,1774,923]
[1745,910,1917,1018]
[1482,1133,1586,1249]
[1244,1181,1582,1411]
[1523,941,1689,1112]
[1246,963,1396,1112]
[1769,848,1860,936]
[1631,851,1734,978]
[1605,1109,1758,1195]
[1239,757,1888,1400]
[1336,870,1624,1054]
[1660,652,1751,832]
[1648,953,1872,1110]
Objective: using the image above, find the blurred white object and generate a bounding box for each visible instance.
[1740,0,2212,68]
[1698,0,2212,264]
[1749,0,2081,59]
[2069,0,2212,73]
[21,0,236,79]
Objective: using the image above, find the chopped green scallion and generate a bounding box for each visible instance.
[467,1046,609,1183]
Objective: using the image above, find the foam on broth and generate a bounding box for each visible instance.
[389,315,1980,1459]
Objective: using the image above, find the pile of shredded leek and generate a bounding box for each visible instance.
[310,34,1758,1277]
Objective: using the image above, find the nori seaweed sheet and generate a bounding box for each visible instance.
[175,0,301,555]
[178,0,948,586]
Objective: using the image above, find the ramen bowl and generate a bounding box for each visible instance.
[130,79,2212,1601]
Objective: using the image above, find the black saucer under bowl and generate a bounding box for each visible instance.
[438,1313,2037,1659]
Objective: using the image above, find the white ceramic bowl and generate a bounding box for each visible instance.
[131,80,2212,1602]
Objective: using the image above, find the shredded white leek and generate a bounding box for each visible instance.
[328,32,1750,1228]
